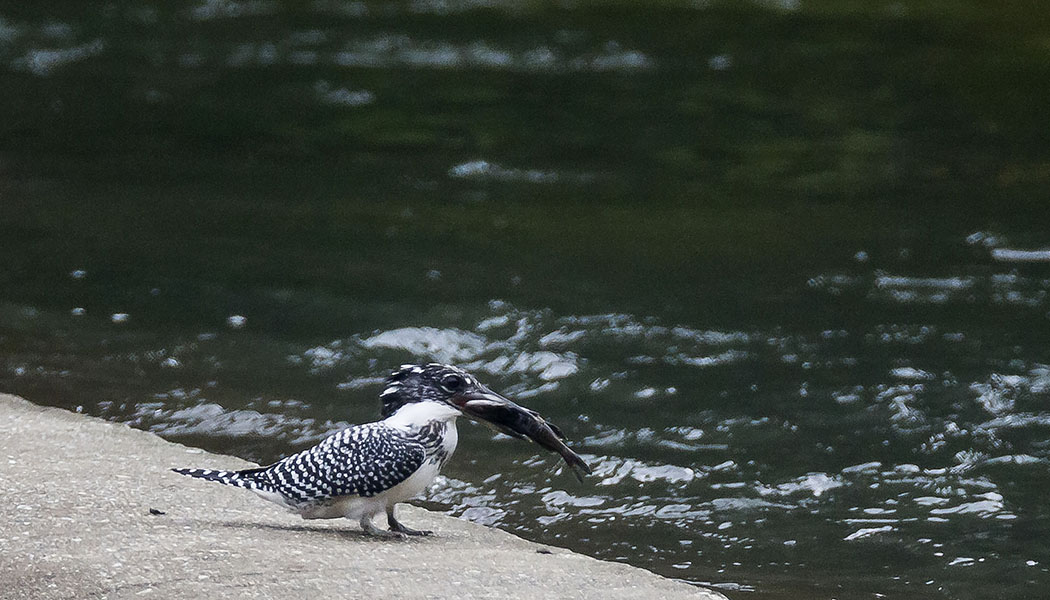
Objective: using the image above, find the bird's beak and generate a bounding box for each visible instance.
[451,387,532,440]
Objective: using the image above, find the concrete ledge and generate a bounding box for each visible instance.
[0,394,727,599]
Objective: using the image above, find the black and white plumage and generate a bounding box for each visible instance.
[174,363,583,536]
[173,423,430,507]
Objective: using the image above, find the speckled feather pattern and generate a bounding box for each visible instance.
[174,422,435,508]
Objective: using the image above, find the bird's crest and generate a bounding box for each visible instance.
[379,363,477,418]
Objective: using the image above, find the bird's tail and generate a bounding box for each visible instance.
[171,466,271,491]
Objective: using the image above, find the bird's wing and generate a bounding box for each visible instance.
[249,423,427,504]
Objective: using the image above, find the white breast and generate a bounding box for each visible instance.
[383,401,462,428]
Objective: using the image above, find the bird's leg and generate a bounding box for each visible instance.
[360,514,402,537]
[387,505,433,536]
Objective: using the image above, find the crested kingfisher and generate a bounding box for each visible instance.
[173,363,589,536]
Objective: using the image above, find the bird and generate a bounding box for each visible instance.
[172,363,588,536]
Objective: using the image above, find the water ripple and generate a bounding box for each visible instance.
[11,39,104,76]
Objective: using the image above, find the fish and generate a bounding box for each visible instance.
[460,396,592,482]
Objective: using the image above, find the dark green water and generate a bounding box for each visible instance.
[3,1,1050,597]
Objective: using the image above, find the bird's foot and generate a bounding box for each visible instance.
[388,514,433,536]
[361,517,405,538]
[390,523,433,536]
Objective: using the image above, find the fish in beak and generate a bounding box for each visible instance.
[453,386,592,483]
[382,363,591,482]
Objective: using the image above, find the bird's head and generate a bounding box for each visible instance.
[379,363,510,420]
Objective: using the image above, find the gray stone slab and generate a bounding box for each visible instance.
[0,394,727,599]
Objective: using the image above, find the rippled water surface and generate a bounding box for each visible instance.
[3,2,1050,598]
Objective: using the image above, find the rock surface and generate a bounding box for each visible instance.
[0,394,727,600]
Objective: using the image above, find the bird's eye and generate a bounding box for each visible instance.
[440,374,466,392]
